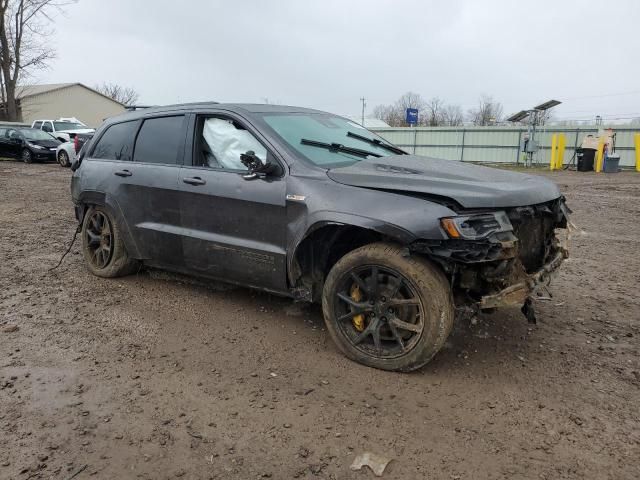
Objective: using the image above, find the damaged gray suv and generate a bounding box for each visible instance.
[71,103,569,371]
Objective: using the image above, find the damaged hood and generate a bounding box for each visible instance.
[326,155,561,209]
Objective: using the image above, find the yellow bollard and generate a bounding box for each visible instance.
[550,134,558,170]
[635,133,640,172]
[556,134,566,169]
[595,138,605,173]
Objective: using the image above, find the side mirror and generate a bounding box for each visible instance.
[240,150,278,180]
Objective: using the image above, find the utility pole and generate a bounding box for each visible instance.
[360,97,366,126]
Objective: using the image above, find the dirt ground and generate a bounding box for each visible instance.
[0,162,638,480]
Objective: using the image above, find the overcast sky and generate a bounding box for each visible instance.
[41,0,640,122]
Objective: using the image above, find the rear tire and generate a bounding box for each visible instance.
[81,206,138,278]
[58,150,70,167]
[322,242,454,372]
[22,148,33,164]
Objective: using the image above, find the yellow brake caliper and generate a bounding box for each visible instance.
[350,283,365,332]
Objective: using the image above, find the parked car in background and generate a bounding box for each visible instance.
[58,117,87,125]
[56,132,94,167]
[0,127,61,163]
[71,103,570,371]
[31,119,94,142]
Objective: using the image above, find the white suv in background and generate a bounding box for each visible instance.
[31,118,94,142]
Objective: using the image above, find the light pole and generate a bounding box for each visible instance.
[507,100,561,167]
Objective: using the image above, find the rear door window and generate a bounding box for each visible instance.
[91,120,139,161]
[33,121,42,129]
[133,116,186,165]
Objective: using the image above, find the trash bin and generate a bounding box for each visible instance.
[603,154,620,173]
[578,148,595,171]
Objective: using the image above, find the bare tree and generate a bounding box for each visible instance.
[372,104,399,126]
[394,91,426,114]
[425,97,445,126]
[0,0,72,120]
[441,104,464,126]
[95,82,140,106]
[374,93,468,127]
[467,94,503,126]
[373,91,427,126]
[537,108,555,126]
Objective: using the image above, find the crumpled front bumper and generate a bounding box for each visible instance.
[478,248,567,309]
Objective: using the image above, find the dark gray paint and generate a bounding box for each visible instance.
[327,155,562,209]
[71,103,563,297]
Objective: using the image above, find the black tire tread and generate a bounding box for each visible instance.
[322,242,454,372]
[81,206,138,278]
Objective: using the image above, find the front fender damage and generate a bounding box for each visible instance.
[410,198,571,323]
[477,248,567,310]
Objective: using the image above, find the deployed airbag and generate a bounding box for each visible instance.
[202,118,266,169]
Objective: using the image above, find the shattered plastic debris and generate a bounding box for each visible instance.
[350,452,392,476]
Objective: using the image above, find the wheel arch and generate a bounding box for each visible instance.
[288,217,415,302]
[76,191,142,259]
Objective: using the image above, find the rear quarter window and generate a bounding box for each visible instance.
[91,121,139,161]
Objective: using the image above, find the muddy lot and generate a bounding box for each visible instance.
[0,162,639,480]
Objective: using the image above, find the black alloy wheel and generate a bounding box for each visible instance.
[322,243,454,371]
[334,265,424,359]
[85,210,114,269]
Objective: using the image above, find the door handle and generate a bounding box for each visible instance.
[114,169,132,177]
[183,176,206,186]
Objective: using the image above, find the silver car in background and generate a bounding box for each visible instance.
[56,132,94,167]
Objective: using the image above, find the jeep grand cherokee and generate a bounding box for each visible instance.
[70,103,569,371]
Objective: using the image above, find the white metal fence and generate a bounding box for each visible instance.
[369,125,640,167]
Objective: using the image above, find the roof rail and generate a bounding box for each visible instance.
[124,105,157,111]
[125,101,220,112]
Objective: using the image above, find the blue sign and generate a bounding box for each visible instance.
[406,108,419,125]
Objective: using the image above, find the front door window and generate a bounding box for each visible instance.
[198,117,267,170]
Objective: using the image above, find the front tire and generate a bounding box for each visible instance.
[81,206,138,278]
[58,150,70,167]
[322,243,454,372]
[22,148,33,164]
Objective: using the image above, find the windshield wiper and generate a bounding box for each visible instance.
[346,131,406,155]
[300,138,382,158]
